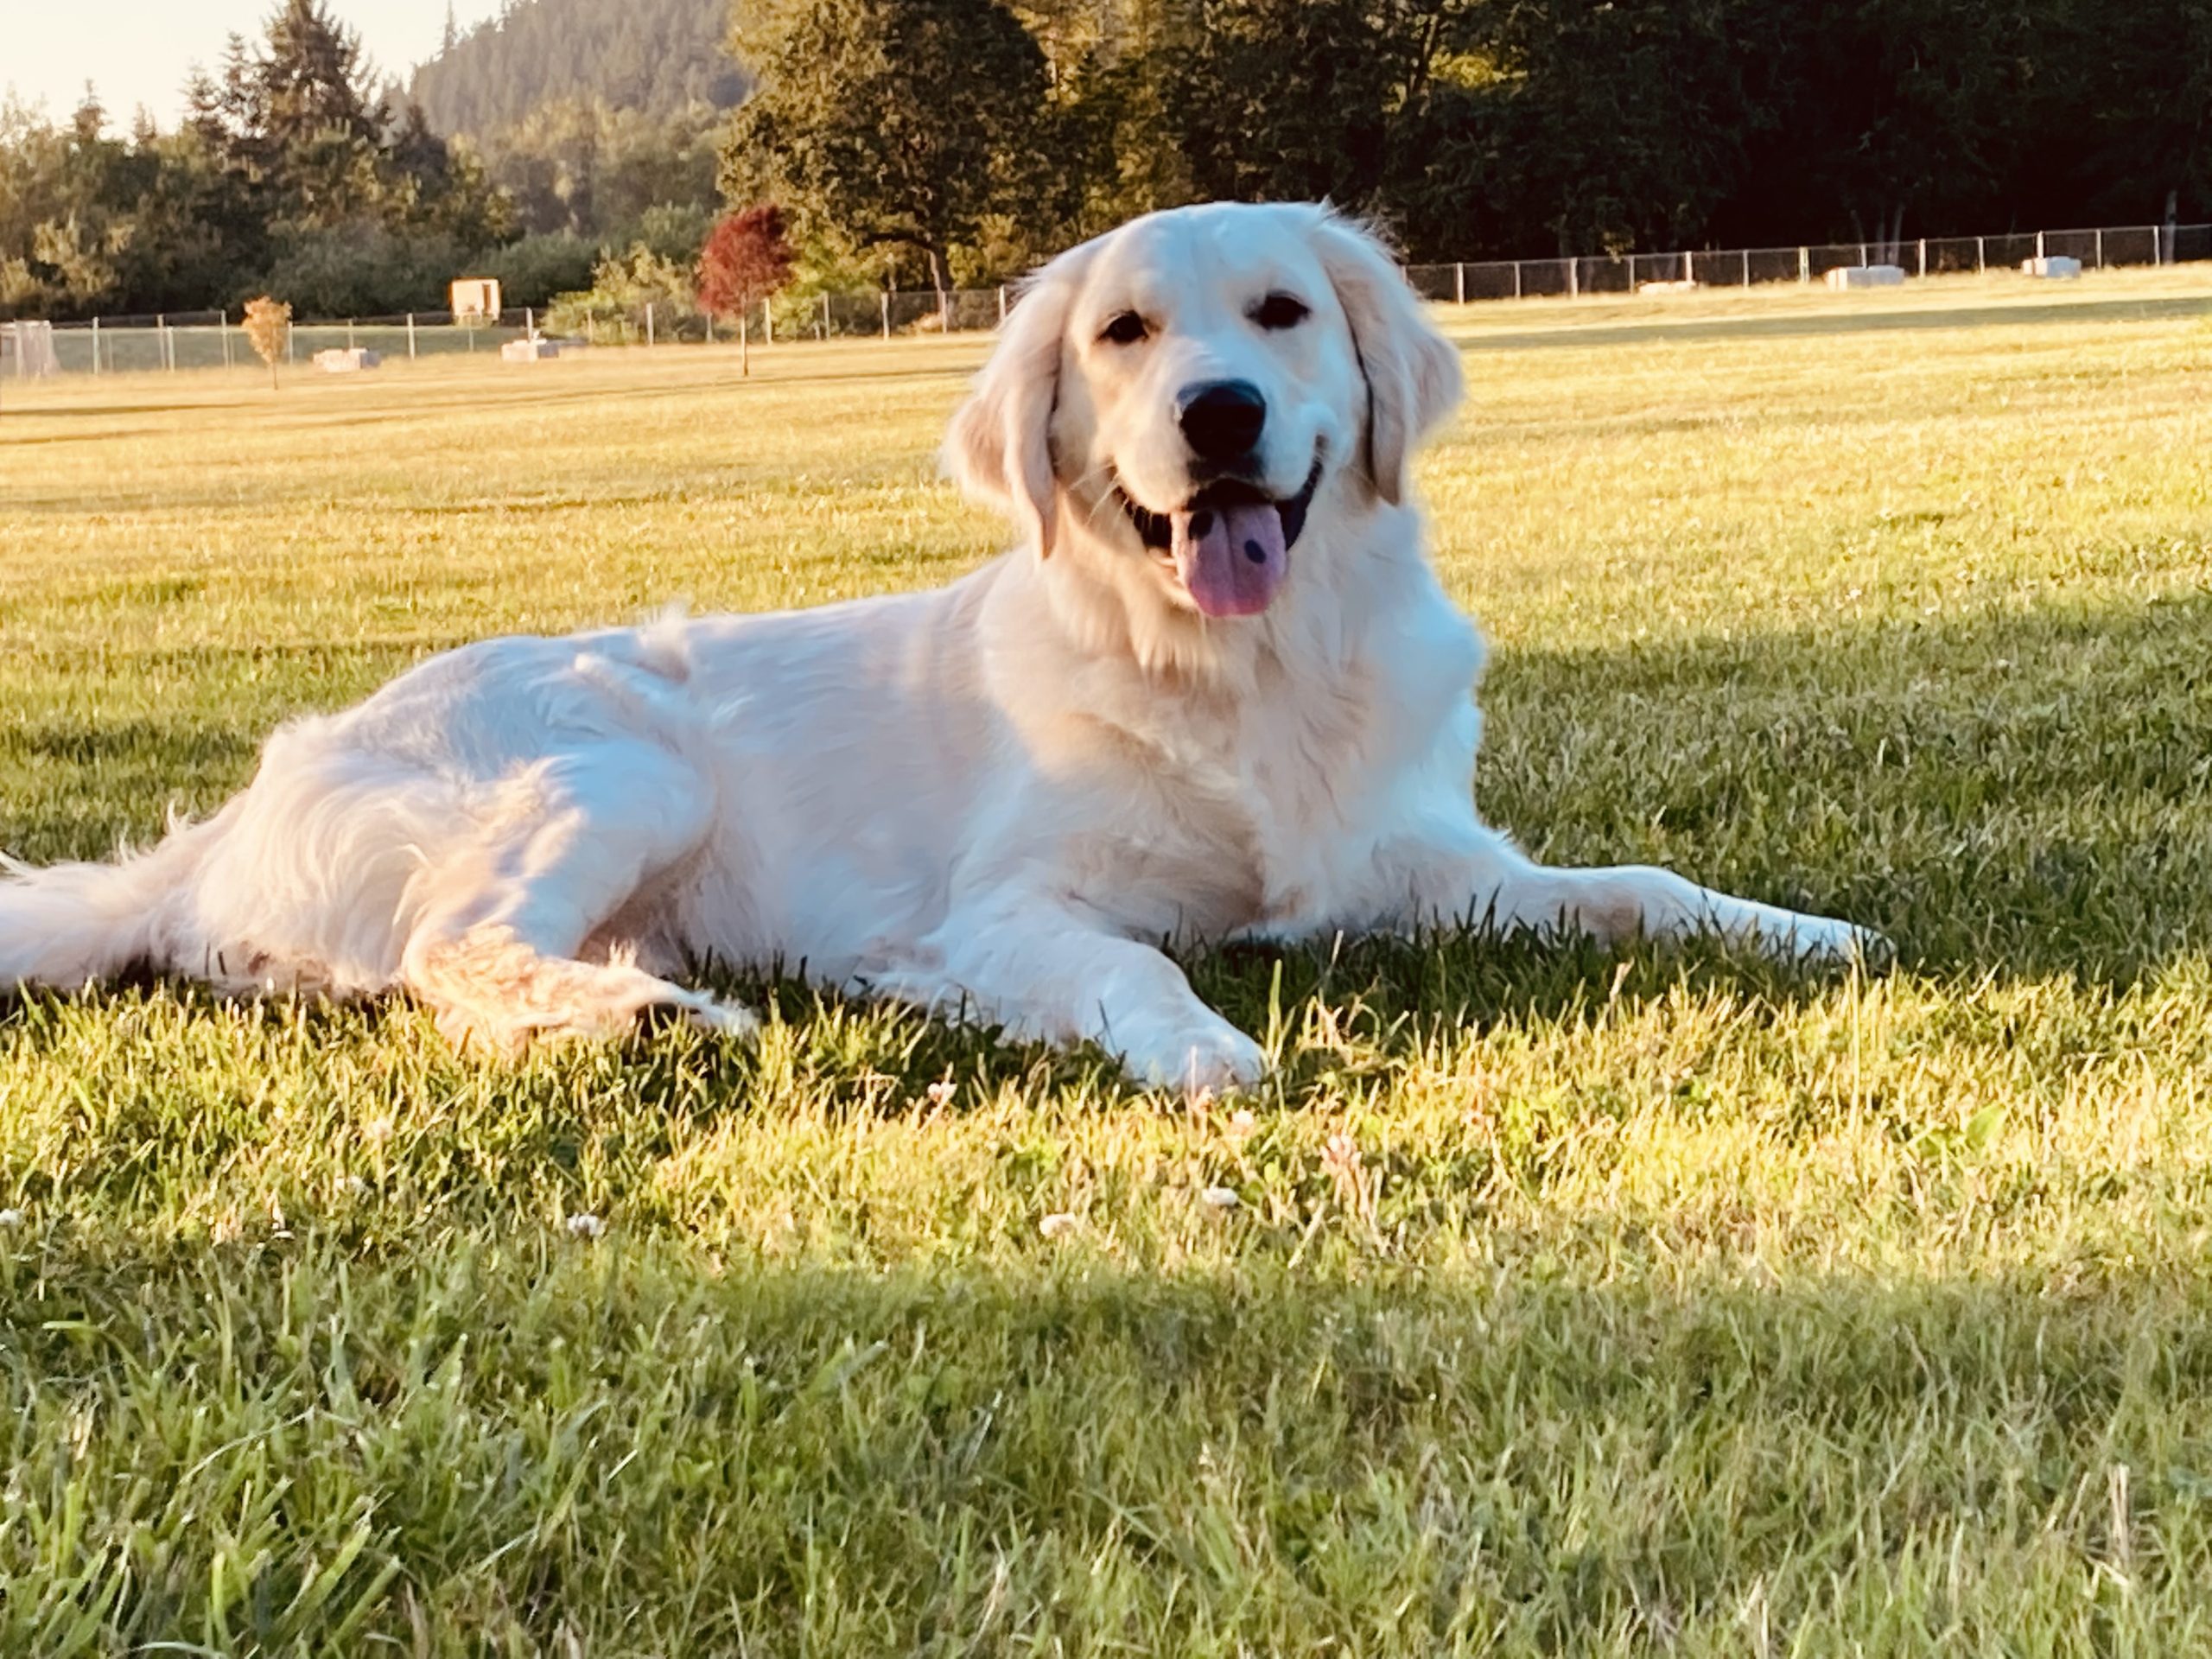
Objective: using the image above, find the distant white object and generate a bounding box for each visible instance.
[2022,255,2083,278]
[1824,264,1907,290]
[451,276,503,319]
[1639,278,1700,295]
[1,319,59,378]
[502,337,565,363]
[313,347,380,373]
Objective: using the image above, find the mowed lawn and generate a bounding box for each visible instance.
[6,266,2212,1655]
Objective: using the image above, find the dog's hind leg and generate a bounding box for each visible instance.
[397,741,755,1052]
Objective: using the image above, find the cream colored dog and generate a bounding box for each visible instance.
[1,203,1874,1090]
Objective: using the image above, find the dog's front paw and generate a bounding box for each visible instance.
[1115,1010,1268,1098]
[1770,912,1891,969]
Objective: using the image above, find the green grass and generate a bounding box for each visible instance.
[7,266,2212,1654]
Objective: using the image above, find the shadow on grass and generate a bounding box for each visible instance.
[1478,587,2212,988]
[1461,290,2212,354]
[0,401,216,421]
[5,588,2212,1096]
[0,717,259,772]
[10,1236,2212,1651]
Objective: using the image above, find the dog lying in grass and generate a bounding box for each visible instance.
[0,203,1878,1092]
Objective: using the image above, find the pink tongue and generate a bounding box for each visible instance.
[1170,500,1287,618]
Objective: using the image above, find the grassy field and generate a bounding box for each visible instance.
[7,266,2212,1655]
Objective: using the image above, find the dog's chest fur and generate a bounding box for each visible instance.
[1047,564,1486,941]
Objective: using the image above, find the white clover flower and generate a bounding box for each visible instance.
[925,1080,957,1107]
[0,1209,22,1229]
[1039,1212,1079,1239]
[1200,1186,1241,1211]
[566,1211,605,1239]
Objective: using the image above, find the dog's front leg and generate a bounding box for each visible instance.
[1386,825,1879,963]
[870,899,1267,1096]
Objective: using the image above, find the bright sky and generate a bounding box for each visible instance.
[2,1,505,130]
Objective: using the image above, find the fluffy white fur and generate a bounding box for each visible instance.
[0,203,1875,1091]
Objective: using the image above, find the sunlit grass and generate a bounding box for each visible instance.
[6,265,2212,1653]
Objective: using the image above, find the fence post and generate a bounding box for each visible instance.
[646,303,655,348]
[1916,238,1926,277]
[1513,261,1522,300]
[1976,234,1985,273]
[407,314,416,359]
[2036,229,2046,262]
[1567,257,1579,299]
[880,290,890,340]
[1741,248,1750,286]
[1798,247,1808,284]
[524,306,534,339]
[998,284,1007,324]
[2094,226,2104,268]
[1454,262,1465,304]
[91,315,100,374]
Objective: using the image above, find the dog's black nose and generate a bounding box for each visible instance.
[1178,379,1267,463]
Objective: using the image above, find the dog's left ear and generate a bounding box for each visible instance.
[944,246,1091,558]
[1309,210,1465,505]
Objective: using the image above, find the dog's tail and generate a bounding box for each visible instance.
[0,806,238,992]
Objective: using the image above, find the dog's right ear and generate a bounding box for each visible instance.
[943,249,1089,558]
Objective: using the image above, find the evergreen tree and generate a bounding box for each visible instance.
[725,0,1051,293]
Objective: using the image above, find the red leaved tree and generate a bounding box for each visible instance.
[697,204,797,376]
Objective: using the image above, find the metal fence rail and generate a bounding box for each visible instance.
[10,220,2211,378]
[1401,225,2212,303]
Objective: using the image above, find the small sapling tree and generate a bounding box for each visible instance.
[243,296,292,390]
[698,205,795,376]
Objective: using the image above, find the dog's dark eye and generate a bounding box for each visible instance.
[1252,292,1309,331]
[1100,311,1149,346]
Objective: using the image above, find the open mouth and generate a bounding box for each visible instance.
[1115,460,1323,619]
[1119,461,1322,554]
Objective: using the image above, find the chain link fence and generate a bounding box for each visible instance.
[1401,225,2209,303]
[10,222,2210,380]
[21,309,540,375]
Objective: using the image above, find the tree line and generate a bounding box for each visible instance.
[1,0,729,321]
[2,1,512,320]
[728,0,2212,292]
[7,0,2211,322]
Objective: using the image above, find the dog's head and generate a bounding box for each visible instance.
[946,202,1463,620]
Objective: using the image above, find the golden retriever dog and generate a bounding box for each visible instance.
[1,203,1876,1091]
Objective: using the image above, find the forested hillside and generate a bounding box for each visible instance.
[410,0,745,136]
